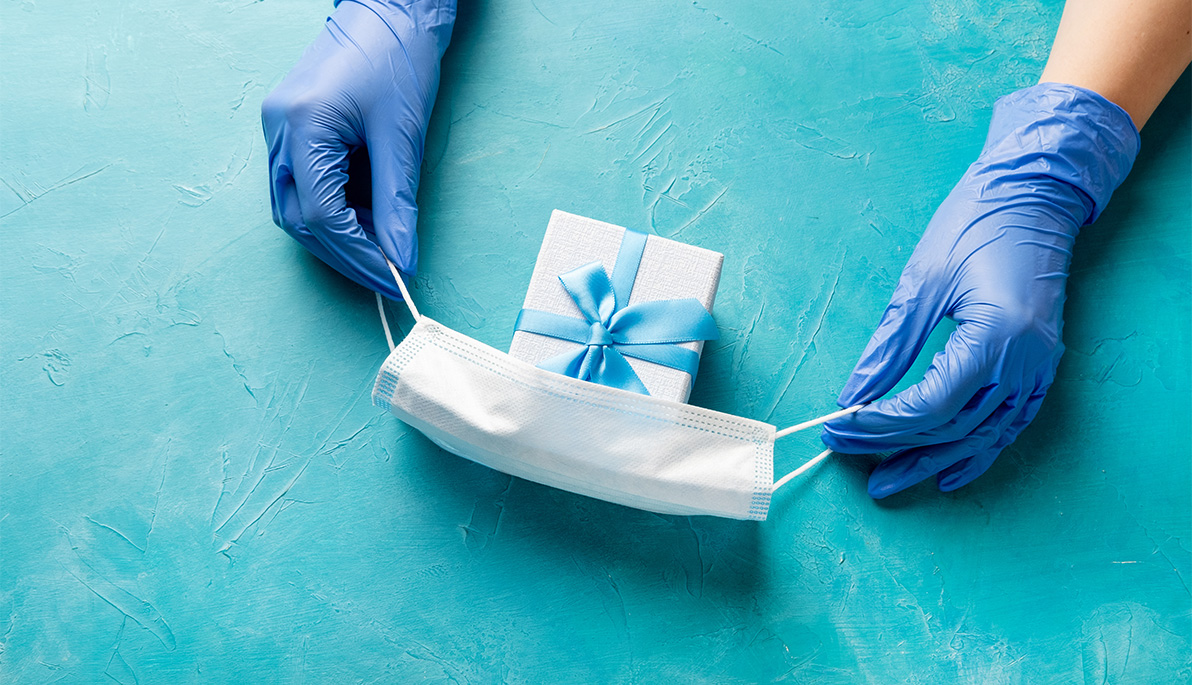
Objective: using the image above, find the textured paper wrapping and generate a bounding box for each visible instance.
[509,210,723,403]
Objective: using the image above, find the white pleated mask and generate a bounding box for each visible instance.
[372,262,860,521]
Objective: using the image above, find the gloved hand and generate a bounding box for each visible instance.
[822,83,1140,499]
[261,0,456,300]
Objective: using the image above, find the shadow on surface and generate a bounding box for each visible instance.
[395,427,766,601]
[836,70,1192,509]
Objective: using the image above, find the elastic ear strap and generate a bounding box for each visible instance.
[386,259,421,321]
[377,259,421,353]
[772,448,832,492]
[775,404,862,439]
[377,293,396,352]
[771,403,864,492]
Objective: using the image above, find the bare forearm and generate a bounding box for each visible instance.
[1040,0,1191,129]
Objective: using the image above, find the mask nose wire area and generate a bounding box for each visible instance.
[772,404,864,493]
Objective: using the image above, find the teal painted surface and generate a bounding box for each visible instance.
[2,0,1189,681]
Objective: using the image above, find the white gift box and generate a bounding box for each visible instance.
[509,210,723,403]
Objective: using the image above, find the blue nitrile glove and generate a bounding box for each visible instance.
[822,83,1140,499]
[262,0,456,300]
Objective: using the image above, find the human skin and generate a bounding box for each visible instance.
[1040,0,1192,129]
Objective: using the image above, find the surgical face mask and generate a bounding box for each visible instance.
[373,262,860,521]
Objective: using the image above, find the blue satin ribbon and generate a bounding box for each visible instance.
[514,230,719,395]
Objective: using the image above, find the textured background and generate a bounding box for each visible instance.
[2,0,1189,682]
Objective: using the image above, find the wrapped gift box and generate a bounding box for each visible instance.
[509,210,723,403]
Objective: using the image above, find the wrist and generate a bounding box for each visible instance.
[975,83,1140,225]
[333,0,457,59]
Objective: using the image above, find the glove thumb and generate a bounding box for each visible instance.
[836,277,943,407]
[365,124,425,275]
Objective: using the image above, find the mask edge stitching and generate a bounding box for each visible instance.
[381,325,761,520]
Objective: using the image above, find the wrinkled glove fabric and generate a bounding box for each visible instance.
[262,0,456,300]
[822,83,1140,499]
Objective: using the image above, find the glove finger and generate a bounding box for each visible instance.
[366,127,423,275]
[290,128,407,301]
[825,321,1002,453]
[264,104,376,286]
[867,387,1025,499]
[936,376,1052,492]
[348,0,448,276]
[270,151,360,278]
[836,276,947,408]
[263,106,297,233]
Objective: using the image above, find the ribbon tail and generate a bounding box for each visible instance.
[588,347,649,395]
[537,347,594,380]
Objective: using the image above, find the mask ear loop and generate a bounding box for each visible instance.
[376,258,421,353]
[771,404,864,492]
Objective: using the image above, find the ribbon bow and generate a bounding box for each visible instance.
[514,230,719,395]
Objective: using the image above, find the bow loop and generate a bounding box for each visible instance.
[514,230,719,395]
[558,261,617,327]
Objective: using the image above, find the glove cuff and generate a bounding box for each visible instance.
[982,82,1141,225]
[333,0,457,59]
